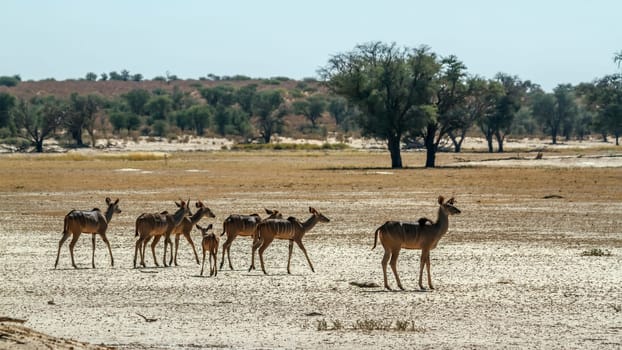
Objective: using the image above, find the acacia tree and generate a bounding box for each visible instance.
[420,54,467,165]
[293,95,326,128]
[477,74,526,152]
[320,42,438,168]
[532,84,578,144]
[448,77,498,152]
[0,92,16,131]
[66,93,102,147]
[252,90,286,143]
[12,97,65,152]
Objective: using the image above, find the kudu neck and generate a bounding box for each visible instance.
[172,206,187,225]
[434,206,450,232]
[189,208,206,224]
[104,206,116,223]
[302,215,320,233]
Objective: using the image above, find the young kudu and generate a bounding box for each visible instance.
[171,200,216,266]
[133,200,190,268]
[373,196,461,290]
[197,224,218,276]
[219,208,282,270]
[249,207,330,275]
[55,197,121,269]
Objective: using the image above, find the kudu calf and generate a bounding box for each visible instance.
[219,208,282,270]
[55,197,121,269]
[133,199,190,268]
[372,196,461,290]
[249,207,330,275]
[197,224,218,276]
[171,200,216,266]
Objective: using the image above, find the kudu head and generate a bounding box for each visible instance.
[196,223,214,237]
[264,208,283,220]
[309,207,330,223]
[196,200,216,218]
[438,196,461,216]
[175,199,192,217]
[105,197,122,214]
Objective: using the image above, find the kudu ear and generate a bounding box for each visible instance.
[196,224,203,231]
[309,207,317,214]
[114,198,119,205]
[196,200,203,208]
[106,197,111,205]
[265,208,273,215]
[447,197,455,205]
[207,223,213,230]
[438,196,445,205]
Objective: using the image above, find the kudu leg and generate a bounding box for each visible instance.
[257,237,274,275]
[389,249,403,290]
[381,249,391,290]
[212,250,218,276]
[174,234,181,266]
[91,234,97,268]
[220,235,234,270]
[184,232,200,265]
[55,232,71,268]
[295,240,315,273]
[141,236,153,267]
[200,249,206,276]
[101,233,114,268]
[150,236,161,267]
[418,250,429,290]
[249,237,262,272]
[287,240,294,274]
[425,252,434,290]
[133,238,142,268]
[68,233,81,269]
[163,234,173,267]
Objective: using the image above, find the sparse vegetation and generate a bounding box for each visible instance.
[316,319,426,332]
[581,248,612,256]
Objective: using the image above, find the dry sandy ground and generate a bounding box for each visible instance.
[0,145,620,349]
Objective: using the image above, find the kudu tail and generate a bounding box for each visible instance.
[372,227,381,250]
[62,215,69,235]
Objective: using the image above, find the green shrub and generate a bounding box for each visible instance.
[0,76,19,87]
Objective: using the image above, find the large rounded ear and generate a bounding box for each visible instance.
[309,207,317,214]
[196,200,203,208]
[207,223,213,230]
[438,196,445,205]
[175,201,181,208]
[114,198,119,205]
[106,197,111,205]
[447,197,455,205]
[196,224,203,231]
[265,208,274,215]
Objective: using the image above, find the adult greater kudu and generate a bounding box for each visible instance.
[171,200,216,266]
[372,196,461,290]
[55,197,121,269]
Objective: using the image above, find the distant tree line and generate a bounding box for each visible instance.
[0,44,620,168]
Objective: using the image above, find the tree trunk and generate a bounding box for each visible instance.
[35,139,43,153]
[551,127,558,145]
[424,125,437,168]
[486,135,494,153]
[495,131,505,153]
[387,136,402,169]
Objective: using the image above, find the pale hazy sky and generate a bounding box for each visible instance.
[2,0,620,91]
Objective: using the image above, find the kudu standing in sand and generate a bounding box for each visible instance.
[171,200,216,266]
[197,224,219,276]
[219,208,282,270]
[373,196,461,290]
[55,197,121,269]
[133,200,190,268]
[249,207,330,275]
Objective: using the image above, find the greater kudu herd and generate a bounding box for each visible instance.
[54,195,460,290]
